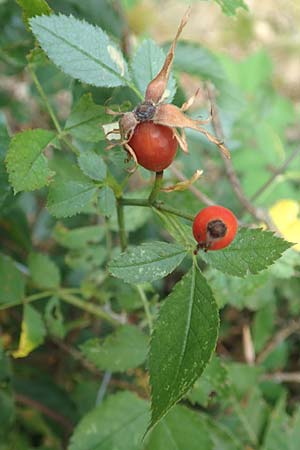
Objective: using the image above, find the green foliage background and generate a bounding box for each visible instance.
[0,0,300,449]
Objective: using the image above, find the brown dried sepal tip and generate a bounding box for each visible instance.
[106,7,230,167]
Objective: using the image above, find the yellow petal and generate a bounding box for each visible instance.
[269,199,300,231]
[284,220,300,252]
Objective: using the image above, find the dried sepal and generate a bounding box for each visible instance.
[162,169,203,192]
[153,103,230,158]
[145,7,190,104]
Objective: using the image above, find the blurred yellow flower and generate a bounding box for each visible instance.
[269,199,300,251]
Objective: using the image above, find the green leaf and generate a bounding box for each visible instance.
[28,252,60,289]
[30,14,131,88]
[65,245,106,270]
[109,241,187,284]
[6,129,55,193]
[205,228,293,277]
[0,254,25,307]
[47,164,98,218]
[69,391,149,450]
[198,413,243,450]
[80,324,148,372]
[16,0,51,25]
[131,39,176,101]
[154,209,194,249]
[65,93,109,142]
[188,356,229,407]
[174,41,226,86]
[98,185,115,217]
[214,0,248,16]
[145,405,213,450]
[53,223,105,249]
[44,296,65,338]
[262,396,300,450]
[149,264,219,430]
[12,304,46,358]
[78,149,107,181]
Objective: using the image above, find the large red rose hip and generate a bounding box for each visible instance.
[128,122,177,172]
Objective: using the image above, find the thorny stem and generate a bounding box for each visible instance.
[120,198,194,221]
[148,171,164,204]
[116,198,128,251]
[136,284,153,333]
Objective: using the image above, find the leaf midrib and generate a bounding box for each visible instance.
[111,250,186,270]
[33,21,128,84]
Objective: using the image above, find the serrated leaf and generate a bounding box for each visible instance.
[44,296,65,338]
[78,149,107,181]
[98,185,115,217]
[5,129,55,193]
[53,223,105,249]
[30,14,131,88]
[131,39,176,101]
[145,404,213,450]
[12,304,46,358]
[47,164,98,218]
[0,254,25,307]
[204,228,293,277]
[149,264,219,430]
[68,391,149,450]
[28,252,60,289]
[65,94,109,142]
[109,241,187,284]
[214,0,248,16]
[16,0,51,25]
[80,324,148,372]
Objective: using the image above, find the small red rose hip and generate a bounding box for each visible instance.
[193,205,238,251]
[128,122,177,172]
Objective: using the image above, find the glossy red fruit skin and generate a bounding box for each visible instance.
[128,122,177,172]
[192,205,238,251]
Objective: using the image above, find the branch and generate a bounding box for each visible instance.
[207,84,275,229]
[251,147,300,202]
[261,372,300,384]
[256,320,300,364]
[15,393,74,433]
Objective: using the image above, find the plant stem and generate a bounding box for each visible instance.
[120,198,194,221]
[136,285,153,333]
[148,171,163,204]
[154,202,194,221]
[29,66,80,155]
[250,147,300,202]
[59,292,119,326]
[29,66,62,134]
[116,198,128,251]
